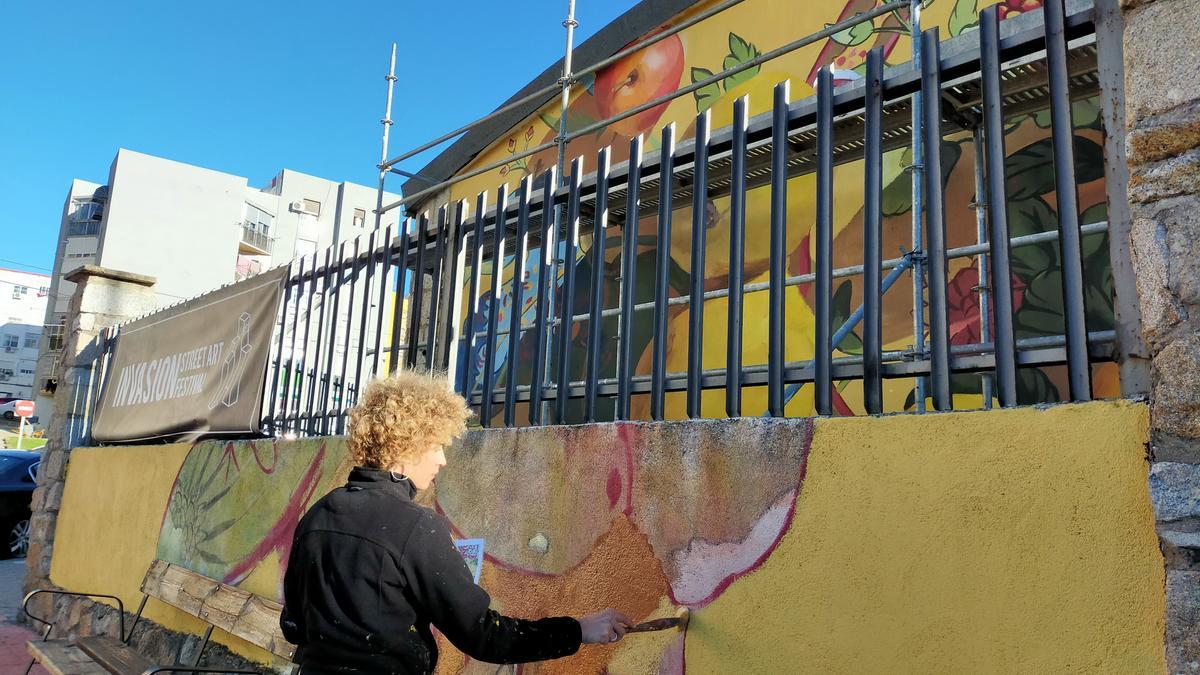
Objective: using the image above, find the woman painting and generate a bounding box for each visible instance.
[281,370,631,674]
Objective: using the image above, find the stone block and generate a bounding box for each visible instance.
[39,451,66,483]
[1162,530,1200,570]
[1151,462,1200,523]
[1129,196,1200,350]
[1153,337,1200,446]
[1127,101,1200,165]
[1124,0,1200,124]
[1129,148,1200,203]
[1166,570,1200,673]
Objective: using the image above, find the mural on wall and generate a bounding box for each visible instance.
[156,438,352,599]
[154,420,813,673]
[442,0,1119,424]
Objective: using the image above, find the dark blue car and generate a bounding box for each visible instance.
[0,451,39,558]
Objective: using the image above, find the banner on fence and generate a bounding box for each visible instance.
[92,266,289,443]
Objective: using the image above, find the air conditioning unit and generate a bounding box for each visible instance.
[289,200,314,215]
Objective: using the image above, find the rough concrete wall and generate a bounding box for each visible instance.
[45,402,1163,673]
[1121,0,1200,669]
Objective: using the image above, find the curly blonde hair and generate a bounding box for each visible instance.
[347,370,472,470]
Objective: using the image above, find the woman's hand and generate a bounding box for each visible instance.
[578,609,634,644]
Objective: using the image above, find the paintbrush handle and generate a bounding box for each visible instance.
[627,617,680,633]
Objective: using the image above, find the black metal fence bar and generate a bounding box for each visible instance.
[1045,0,1092,401]
[687,111,710,419]
[861,51,884,415]
[405,214,429,369]
[481,185,509,426]
[372,225,393,379]
[529,169,556,424]
[650,125,676,421]
[441,205,467,373]
[815,67,835,416]
[321,243,346,434]
[980,5,1019,407]
[726,97,748,417]
[616,139,641,421]
[460,197,486,390]
[585,148,612,422]
[768,82,790,418]
[554,159,584,423]
[337,238,360,430]
[354,230,377,406]
[265,261,292,433]
[388,220,412,376]
[921,28,952,411]
[303,250,332,432]
[506,179,533,427]
[425,206,449,372]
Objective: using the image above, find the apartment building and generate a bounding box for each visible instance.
[0,268,51,402]
[35,148,400,422]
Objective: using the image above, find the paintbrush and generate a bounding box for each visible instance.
[627,607,690,634]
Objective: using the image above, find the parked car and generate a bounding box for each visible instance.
[0,400,21,420]
[0,451,40,558]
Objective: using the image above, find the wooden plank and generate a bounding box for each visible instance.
[75,637,155,675]
[233,595,296,661]
[141,560,296,659]
[26,640,108,675]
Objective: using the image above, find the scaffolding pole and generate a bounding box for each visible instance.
[909,0,927,412]
[374,43,398,231]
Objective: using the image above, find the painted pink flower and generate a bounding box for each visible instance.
[507,138,516,152]
[499,165,510,176]
[999,0,1044,19]
[525,126,535,141]
[946,262,1027,346]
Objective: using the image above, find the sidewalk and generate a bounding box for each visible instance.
[0,558,47,674]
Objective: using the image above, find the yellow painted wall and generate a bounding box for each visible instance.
[48,401,1164,672]
[687,402,1164,673]
[50,444,277,664]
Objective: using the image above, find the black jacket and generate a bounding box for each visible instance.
[280,467,582,674]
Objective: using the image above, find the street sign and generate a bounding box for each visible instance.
[14,400,34,418]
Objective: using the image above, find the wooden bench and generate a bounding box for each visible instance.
[23,559,296,675]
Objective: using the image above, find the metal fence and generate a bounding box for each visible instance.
[270,0,1123,433]
[73,0,1133,440]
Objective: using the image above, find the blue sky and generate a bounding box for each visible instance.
[0,0,638,274]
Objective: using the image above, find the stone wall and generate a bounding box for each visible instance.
[1121,0,1200,670]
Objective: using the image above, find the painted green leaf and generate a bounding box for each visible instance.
[692,67,722,111]
[728,32,758,65]
[1032,96,1102,131]
[1004,136,1105,201]
[1006,197,1060,281]
[903,373,990,410]
[829,18,875,47]
[1014,268,1064,339]
[949,0,979,36]
[1016,366,1060,405]
[723,57,760,91]
[880,140,963,217]
[829,280,864,354]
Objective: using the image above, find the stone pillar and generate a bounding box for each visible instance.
[23,266,157,599]
[1120,0,1200,670]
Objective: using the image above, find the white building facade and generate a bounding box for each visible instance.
[35,149,400,422]
[0,268,51,402]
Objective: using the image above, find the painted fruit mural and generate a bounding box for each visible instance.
[436,0,1118,425]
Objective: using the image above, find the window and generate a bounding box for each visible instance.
[37,286,49,297]
[45,321,65,352]
[3,335,17,350]
[244,203,273,235]
[11,286,27,299]
[67,252,94,259]
[23,334,37,349]
[302,198,321,216]
[353,208,367,228]
[20,366,34,375]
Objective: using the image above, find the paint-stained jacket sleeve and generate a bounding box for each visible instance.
[398,511,582,664]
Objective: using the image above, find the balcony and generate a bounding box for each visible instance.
[239,223,273,256]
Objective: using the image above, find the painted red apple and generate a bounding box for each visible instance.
[594,29,685,138]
